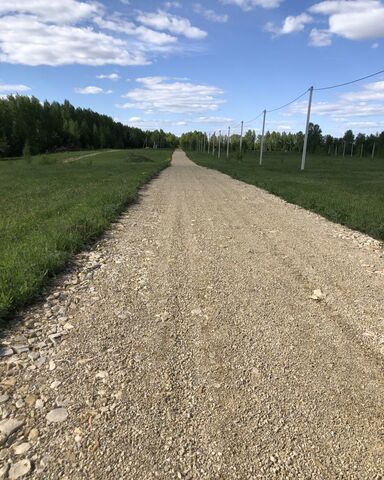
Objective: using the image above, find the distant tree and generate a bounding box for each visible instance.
[308,123,322,152]
[0,133,8,157]
[23,140,31,160]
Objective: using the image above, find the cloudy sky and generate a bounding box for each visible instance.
[1,0,384,136]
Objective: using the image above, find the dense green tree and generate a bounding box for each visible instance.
[0,95,178,158]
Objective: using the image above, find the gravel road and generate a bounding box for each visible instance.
[1,150,384,479]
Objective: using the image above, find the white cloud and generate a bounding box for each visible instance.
[341,81,384,102]
[94,16,178,46]
[136,10,207,39]
[97,73,121,81]
[118,77,226,113]
[309,0,379,15]
[74,86,113,94]
[196,116,233,124]
[309,28,332,46]
[288,81,384,119]
[266,13,313,35]
[0,83,31,93]
[192,4,229,23]
[0,0,102,23]
[163,1,182,8]
[220,0,282,10]
[309,0,384,42]
[0,0,203,66]
[0,15,149,66]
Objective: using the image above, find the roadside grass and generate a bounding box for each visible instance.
[0,149,171,319]
[189,150,384,242]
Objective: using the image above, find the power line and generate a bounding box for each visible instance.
[267,89,310,113]
[244,111,264,125]
[315,68,384,91]
[206,67,384,136]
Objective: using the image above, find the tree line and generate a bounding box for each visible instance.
[180,124,384,157]
[0,95,178,158]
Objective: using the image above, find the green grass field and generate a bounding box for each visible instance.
[189,150,384,242]
[0,149,171,319]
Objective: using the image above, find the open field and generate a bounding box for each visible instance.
[188,150,384,242]
[0,149,171,319]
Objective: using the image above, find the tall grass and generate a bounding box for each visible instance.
[0,149,171,319]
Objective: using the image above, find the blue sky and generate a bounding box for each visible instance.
[1,0,384,136]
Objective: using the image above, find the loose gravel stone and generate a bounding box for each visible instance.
[13,442,31,455]
[46,408,68,423]
[0,419,24,446]
[8,459,31,479]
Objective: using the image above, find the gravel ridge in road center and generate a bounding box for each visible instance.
[0,150,383,479]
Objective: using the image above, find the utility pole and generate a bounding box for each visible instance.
[207,134,210,154]
[239,121,244,158]
[372,142,376,159]
[259,110,266,165]
[218,130,221,158]
[360,144,364,158]
[343,141,346,157]
[351,142,354,157]
[226,126,230,158]
[212,133,215,156]
[301,86,314,171]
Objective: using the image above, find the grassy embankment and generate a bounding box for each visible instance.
[189,150,384,242]
[0,149,171,319]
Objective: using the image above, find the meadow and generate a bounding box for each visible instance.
[189,150,384,242]
[0,149,171,319]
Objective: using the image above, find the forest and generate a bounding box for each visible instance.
[180,124,384,157]
[0,95,178,158]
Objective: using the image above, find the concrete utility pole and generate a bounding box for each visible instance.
[212,133,215,156]
[218,130,221,159]
[227,126,230,158]
[207,134,210,154]
[239,121,244,157]
[259,110,266,166]
[360,144,364,158]
[203,135,206,153]
[372,142,376,159]
[301,86,314,171]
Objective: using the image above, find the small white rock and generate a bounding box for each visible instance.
[35,399,44,410]
[50,381,61,390]
[9,459,31,479]
[13,442,31,455]
[46,408,68,423]
[28,428,39,442]
[48,360,56,371]
[0,419,24,445]
[310,289,325,301]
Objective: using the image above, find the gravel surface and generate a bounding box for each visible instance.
[1,150,384,479]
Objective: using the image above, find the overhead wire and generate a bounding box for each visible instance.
[314,68,384,91]
[266,89,310,113]
[205,67,384,138]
